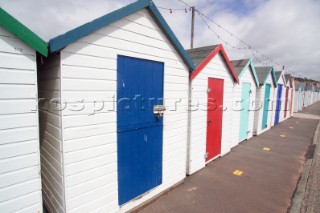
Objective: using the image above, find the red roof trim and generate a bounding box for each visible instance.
[190,44,239,83]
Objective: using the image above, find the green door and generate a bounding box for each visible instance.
[262,84,271,130]
[239,83,251,142]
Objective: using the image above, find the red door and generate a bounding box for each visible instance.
[284,87,289,118]
[206,78,224,162]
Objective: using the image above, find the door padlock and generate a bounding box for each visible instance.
[153,105,166,119]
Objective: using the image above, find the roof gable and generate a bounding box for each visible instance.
[188,44,239,83]
[230,58,259,87]
[48,0,195,71]
[187,45,218,67]
[255,66,277,87]
[0,8,48,56]
[285,74,293,88]
[275,70,286,85]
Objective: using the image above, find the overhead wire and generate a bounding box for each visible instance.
[157,1,305,77]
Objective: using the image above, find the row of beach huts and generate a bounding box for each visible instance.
[1,0,320,212]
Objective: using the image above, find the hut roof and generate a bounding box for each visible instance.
[187,44,239,83]
[230,58,259,86]
[48,0,195,71]
[255,66,277,87]
[187,45,218,67]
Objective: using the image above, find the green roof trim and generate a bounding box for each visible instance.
[0,7,48,56]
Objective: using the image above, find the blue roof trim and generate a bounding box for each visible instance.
[238,59,259,87]
[48,0,195,71]
[49,0,149,52]
[148,2,195,71]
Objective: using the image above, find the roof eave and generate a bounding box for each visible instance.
[270,67,278,87]
[49,0,150,53]
[190,44,239,83]
[0,8,48,56]
[148,3,195,71]
[238,59,259,87]
[48,0,195,71]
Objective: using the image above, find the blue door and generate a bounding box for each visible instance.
[274,84,283,125]
[262,84,271,130]
[239,83,251,142]
[117,56,164,205]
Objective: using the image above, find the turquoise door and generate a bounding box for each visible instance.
[239,83,251,141]
[262,84,271,130]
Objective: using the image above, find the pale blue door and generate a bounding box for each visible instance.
[262,84,271,129]
[239,83,251,141]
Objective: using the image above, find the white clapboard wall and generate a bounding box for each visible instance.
[0,26,42,212]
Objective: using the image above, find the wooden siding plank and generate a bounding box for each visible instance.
[0,100,36,115]
[0,140,38,159]
[64,143,116,165]
[62,78,116,91]
[68,192,117,213]
[0,68,35,84]
[66,173,116,200]
[0,52,35,70]
[0,35,35,55]
[0,191,42,213]
[63,113,116,128]
[0,84,36,99]
[65,153,116,176]
[63,123,116,141]
[0,154,38,175]
[0,166,39,189]
[0,126,37,145]
[0,178,41,203]
[63,133,116,153]
[63,65,116,80]
[66,163,116,188]
[0,113,37,130]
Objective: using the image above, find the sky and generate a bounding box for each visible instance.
[1,0,319,80]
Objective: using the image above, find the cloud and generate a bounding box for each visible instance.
[0,0,319,80]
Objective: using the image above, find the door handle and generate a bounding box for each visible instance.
[207,120,213,124]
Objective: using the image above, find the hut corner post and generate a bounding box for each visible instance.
[186,78,192,175]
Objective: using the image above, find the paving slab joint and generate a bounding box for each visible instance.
[288,120,320,213]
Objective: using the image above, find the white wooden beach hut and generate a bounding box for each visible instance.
[284,74,294,118]
[37,1,195,212]
[0,8,48,213]
[230,59,259,148]
[186,44,239,175]
[294,80,306,112]
[253,67,277,135]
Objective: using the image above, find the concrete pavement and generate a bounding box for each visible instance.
[300,103,320,213]
[303,131,320,213]
[134,102,320,213]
